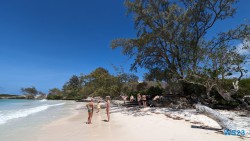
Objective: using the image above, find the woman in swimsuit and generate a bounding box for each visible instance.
[106,96,111,122]
[142,94,147,108]
[86,99,94,124]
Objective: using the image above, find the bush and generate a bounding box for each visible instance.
[145,86,163,99]
[238,78,250,97]
[47,94,63,100]
[182,82,206,96]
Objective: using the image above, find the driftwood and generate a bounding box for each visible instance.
[195,104,236,130]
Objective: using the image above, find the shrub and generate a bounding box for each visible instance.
[145,86,163,99]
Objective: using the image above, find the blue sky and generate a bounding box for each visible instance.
[0,0,249,94]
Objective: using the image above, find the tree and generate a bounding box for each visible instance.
[47,88,63,100]
[62,75,81,99]
[79,67,121,98]
[37,91,47,99]
[111,0,250,102]
[21,87,38,99]
[68,75,81,90]
[137,82,148,92]
[146,86,164,99]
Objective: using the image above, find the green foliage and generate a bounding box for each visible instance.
[128,91,138,98]
[111,0,250,103]
[62,75,82,100]
[47,88,63,100]
[0,94,18,97]
[0,94,25,99]
[182,79,250,108]
[239,78,250,93]
[112,0,249,78]
[47,94,63,100]
[136,82,147,92]
[21,87,38,99]
[220,78,250,99]
[234,78,250,99]
[82,67,119,98]
[58,67,139,100]
[182,82,206,97]
[68,75,81,90]
[145,86,163,99]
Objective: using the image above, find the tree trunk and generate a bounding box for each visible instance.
[241,95,250,110]
[214,85,237,102]
[195,104,236,130]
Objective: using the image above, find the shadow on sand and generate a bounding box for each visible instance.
[191,125,221,131]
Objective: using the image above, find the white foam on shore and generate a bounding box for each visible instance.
[49,103,65,107]
[0,103,65,125]
[39,99,47,102]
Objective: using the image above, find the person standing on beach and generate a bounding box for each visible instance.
[96,101,101,113]
[86,99,94,124]
[137,93,142,107]
[130,95,134,102]
[106,96,111,122]
[121,95,127,104]
[142,94,147,108]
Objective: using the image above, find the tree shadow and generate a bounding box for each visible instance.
[191,125,221,131]
[117,107,152,117]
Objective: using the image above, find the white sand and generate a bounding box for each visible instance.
[29,104,246,141]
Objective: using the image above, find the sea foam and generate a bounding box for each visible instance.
[0,103,65,125]
[39,99,47,102]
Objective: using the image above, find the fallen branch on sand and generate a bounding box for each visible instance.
[195,104,236,130]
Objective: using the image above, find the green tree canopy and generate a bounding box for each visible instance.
[62,75,82,99]
[47,88,63,100]
[111,0,250,102]
[21,87,38,99]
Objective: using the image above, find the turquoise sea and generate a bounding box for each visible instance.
[0,99,76,141]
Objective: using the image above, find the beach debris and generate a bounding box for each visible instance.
[110,100,249,137]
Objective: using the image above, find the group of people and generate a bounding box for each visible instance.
[86,96,111,124]
[86,94,148,124]
[130,93,147,108]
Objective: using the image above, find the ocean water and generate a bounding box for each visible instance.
[0,99,77,141]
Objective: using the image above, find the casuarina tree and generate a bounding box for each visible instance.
[111,0,250,102]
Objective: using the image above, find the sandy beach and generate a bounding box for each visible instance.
[27,102,247,141]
